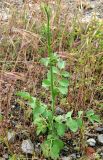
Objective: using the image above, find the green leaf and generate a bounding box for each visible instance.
[59,79,69,87]
[41,135,64,159]
[76,118,83,128]
[78,111,83,118]
[62,71,70,78]
[16,91,31,100]
[42,110,53,121]
[33,102,46,119]
[67,118,78,132]
[86,110,94,117]
[89,114,100,123]
[34,117,47,135]
[58,59,66,69]
[55,122,66,136]
[65,111,73,119]
[55,115,64,122]
[58,86,68,95]
[50,139,64,159]
[41,139,51,158]
[29,97,36,108]
[52,66,60,74]
[42,79,51,88]
[40,57,50,66]
[47,70,57,80]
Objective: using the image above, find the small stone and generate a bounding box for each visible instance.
[21,139,34,154]
[56,107,64,115]
[87,138,96,147]
[3,154,8,159]
[95,127,103,133]
[8,131,15,143]
[70,153,77,159]
[97,134,103,144]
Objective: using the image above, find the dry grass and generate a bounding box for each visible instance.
[0,0,103,115]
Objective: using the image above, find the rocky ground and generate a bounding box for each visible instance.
[0,0,103,160]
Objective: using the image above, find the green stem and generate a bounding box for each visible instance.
[45,6,55,124]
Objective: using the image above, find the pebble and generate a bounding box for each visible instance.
[97,134,103,144]
[56,107,64,115]
[70,153,77,159]
[87,138,96,147]
[7,131,15,143]
[95,127,103,133]
[3,154,8,159]
[21,139,34,154]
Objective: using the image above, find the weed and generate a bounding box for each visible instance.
[16,4,101,159]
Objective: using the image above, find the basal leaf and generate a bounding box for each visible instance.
[67,118,78,132]
[50,139,64,159]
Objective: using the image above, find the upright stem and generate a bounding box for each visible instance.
[45,7,55,119]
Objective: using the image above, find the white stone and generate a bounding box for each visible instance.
[21,139,34,154]
[87,138,96,146]
[97,134,103,144]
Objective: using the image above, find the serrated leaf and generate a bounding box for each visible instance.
[58,86,68,95]
[59,79,69,87]
[67,118,78,132]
